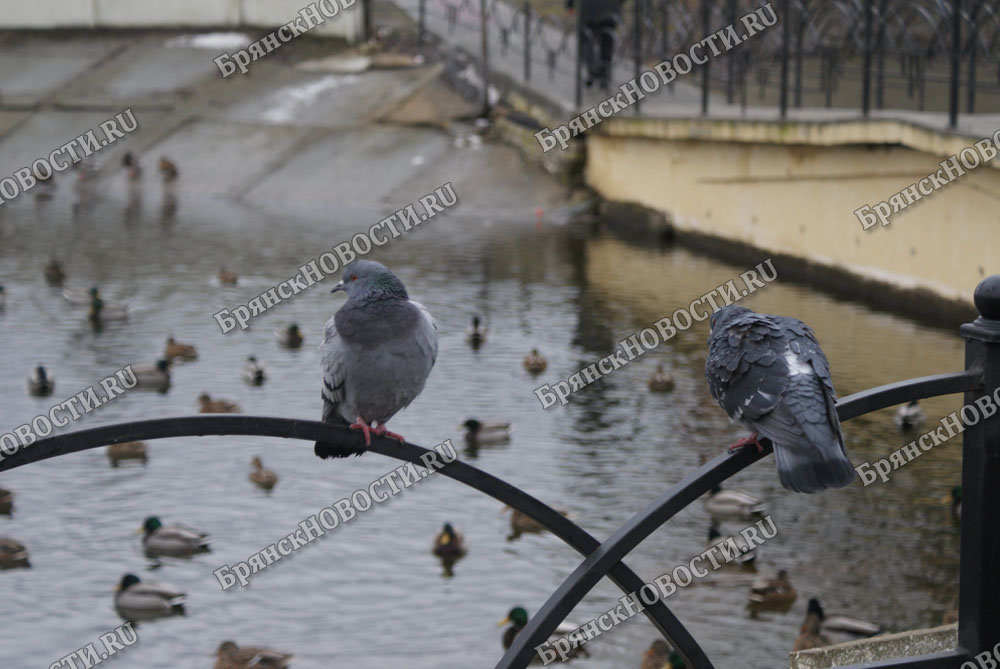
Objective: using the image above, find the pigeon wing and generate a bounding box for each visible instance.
[706,312,788,421]
[319,314,348,424]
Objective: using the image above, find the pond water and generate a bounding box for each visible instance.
[0,140,967,668]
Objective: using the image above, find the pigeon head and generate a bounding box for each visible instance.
[331,260,408,302]
[709,305,752,333]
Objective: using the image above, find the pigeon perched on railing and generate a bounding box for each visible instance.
[705,305,855,493]
[316,260,438,458]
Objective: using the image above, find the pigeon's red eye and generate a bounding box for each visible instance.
[351,275,357,281]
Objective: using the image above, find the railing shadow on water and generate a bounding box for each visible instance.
[2,275,999,668]
[417,0,1000,125]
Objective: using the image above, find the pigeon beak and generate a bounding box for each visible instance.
[331,281,345,294]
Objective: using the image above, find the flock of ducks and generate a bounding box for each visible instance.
[467,315,674,391]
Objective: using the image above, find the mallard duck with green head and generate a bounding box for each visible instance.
[114,573,185,622]
[432,523,467,559]
[27,365,54,396]
[215,641,293,669]
[500,606,589,661]
[703,484,766,521]
[466,316,486,347]
[276,323,303,348]
[243,356,266,386]
[132,360,170,391]
[140,516,210,557]
[461,419,511,446]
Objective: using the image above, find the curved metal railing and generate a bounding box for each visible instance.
[3,274,998,668]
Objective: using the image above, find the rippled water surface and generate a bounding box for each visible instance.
[0,162,966,668]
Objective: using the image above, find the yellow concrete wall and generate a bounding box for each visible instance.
[585,120,1000,304]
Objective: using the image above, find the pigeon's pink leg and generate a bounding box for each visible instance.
[374,423,406,443]
[728,432,763,454]
[349,417,373,446]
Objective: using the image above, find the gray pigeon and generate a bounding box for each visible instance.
[316,260,438,458]
[705,305,855,493]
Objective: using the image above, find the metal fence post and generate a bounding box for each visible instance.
[780,0,789,118]
[958,275,1000,658]
[701,0,709,115]
[968,0,980,113]
[634,0,642,114]
[950,0,961,128]
[419,0,427,43]
[862,0,873,116]
[524,0,531,81]
[480,0,490,116]
[575,0,582,108]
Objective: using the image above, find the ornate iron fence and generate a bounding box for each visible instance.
[416,0,1000,125]
[1,274,998,668]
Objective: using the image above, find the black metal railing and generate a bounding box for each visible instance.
[2,274,998,668]
[415,0,1000,127]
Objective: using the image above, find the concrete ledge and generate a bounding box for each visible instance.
[602,116,1000,169]
[790,624,958,669]
[0,0,364,41]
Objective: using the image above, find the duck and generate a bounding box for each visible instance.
[894,400,926,430]
[707,526,757,566]
[703,484,766,520]
[803,598,881,645]
[0,487,12,516]
[140,516,210,557]
[215,641,293,669]
[0,538,29,569]
[250,456,278,491]
[276,323,303,348]
[641,640,685,669]
[461,419,511,446]
[432,523,467,559]
[792,598,832,651]
[164,336,197,362]
[88,289,128,322]
[158,156,178,183]
[27,365,54,396]
[500,606,588,660]
[504,505,569,537]
[466,316,486,347]
[943,597,959,625]
[73,160,97,184]
[523,348,547,374]
[44,258,66,285]
[132,360,171,390]
[199,393,240,413]
[243,356,266,386]
[748,569,797,608]
[114,573,185,622]
[121,152,142,181]
[218,267,238,285]
[107,441,148,467]
[648,363,675,392]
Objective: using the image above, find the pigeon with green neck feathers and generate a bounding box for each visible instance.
[316,260,437,458]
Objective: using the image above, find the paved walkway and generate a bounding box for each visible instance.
[391,0,1000,139]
